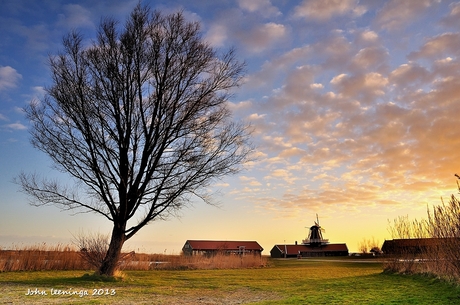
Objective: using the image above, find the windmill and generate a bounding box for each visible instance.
[302,214,329,246]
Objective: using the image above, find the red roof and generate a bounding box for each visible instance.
[184,240,263,251]
[274,243,348,255]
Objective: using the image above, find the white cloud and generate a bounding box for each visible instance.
[31,86,46,97]
[310,83,324,89]
[360,30,379,43]
[6,122,27,130]
[248,113,266,121]
[0,66,22,91]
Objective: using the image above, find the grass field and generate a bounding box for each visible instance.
[1,258,459,304]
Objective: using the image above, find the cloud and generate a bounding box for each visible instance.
[234,11,460,217]
[330,72,388,101]
[239,176,262,186]
[375,0,436,31]
[57,4,94,29]
[440,2,460,27]
[243,45,311,90]
[5,122,27,130]
[0,66,22,91]
[264,168,297,184]
[312,34,353,69]
[294,0,365,21]
[237,0,281,17]
[360,30,379,42]
[349,47,389,72]
[238,22,288,52]
[408,33,460,60]
[248,113,266,121]
[205,24,227,47]
[279,147,307,159]
[389,63,431,89]
[14,23,51,52]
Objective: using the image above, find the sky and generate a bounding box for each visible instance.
[2,0,460,254]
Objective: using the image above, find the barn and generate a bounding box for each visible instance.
[381,238,459,255]
[182,240,264,256]
[270,243,349,258]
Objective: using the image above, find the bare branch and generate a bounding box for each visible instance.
[18,4,251,276]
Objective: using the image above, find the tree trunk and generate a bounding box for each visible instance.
[97,225,126,276]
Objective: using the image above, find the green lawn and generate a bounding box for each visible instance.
[1,259,459,304]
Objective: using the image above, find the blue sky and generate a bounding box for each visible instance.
[2,0,460,254]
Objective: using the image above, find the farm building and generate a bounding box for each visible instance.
[381,238,460,255]
[270,243,349,258]
[270,215,349,258]
[182,240,264,256]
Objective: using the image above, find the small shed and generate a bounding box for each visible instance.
[182,240,264,256]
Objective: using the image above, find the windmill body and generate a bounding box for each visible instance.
[302,215,329,246]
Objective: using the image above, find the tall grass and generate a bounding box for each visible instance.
[0,244,88,272]
[119,252,268,270]
[0,244,268,272]
[384,186,460,282]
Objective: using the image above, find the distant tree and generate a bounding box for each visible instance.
[358,237,381,254]
[17,4,251,276]
[358,239,368,254]
[369,246,381,255]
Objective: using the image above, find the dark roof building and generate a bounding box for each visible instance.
[381,238,459,255]
[270,243,349,258]
[182,240,263,256]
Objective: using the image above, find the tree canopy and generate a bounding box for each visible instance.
[18,4,252,276]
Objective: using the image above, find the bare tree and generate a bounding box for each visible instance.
[17,5,252,276]
[358,237,380,254]
[72,231,109,270]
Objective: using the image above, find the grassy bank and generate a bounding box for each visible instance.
[1,259,459,304]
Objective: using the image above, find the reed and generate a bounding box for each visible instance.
[385,191,460,283]
[0,243,87,272]
[119,252,268,270]
[0,244,268,272]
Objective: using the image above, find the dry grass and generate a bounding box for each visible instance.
[0,244,88,271]
[0,244,268,272]
[384,190,460,282]
[119,252,269,270]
